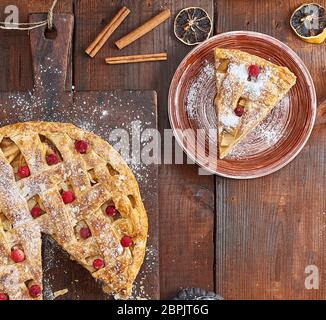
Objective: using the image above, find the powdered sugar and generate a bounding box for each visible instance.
[228,63,249,81]
[186,61,215,119]
[130,244,158,300]
[219,112,240,128]
[227,63,271,99]
[227,98,289,159]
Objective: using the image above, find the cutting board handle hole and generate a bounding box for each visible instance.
[44,26,57,40]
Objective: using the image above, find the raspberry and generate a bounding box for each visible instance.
[11,248,25,263]
[75,140,88,153]
[248,64,260,78]
[0,293,9,300]
[80,227,91,239]
[61,191,75,204]
[105,205,117,217]
[234,105,245,117]
[46,154,58,165]
[121,236,133,248]
[93,258,104,270]
[18,166,30,178]
[29,285,42,298]
[31,207,42,219]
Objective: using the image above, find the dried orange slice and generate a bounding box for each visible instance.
[290,3,326,44]
[174,7,212,46]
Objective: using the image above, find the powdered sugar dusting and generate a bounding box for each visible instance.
[130,244,158,300]
[186,61,215,119]
[220,112,240,128]
[227,63,271,100]
[227,98,289,159]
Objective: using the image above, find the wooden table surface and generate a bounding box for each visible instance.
[1,0,326,299]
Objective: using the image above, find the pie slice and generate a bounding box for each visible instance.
[0,122,148,300]
[214,48,297,159]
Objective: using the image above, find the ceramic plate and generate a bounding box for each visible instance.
[168,31,316,179]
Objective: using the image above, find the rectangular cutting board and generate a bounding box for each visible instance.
[0,14,159,300]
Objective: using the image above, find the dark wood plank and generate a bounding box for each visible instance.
[0,0,72,91]
[74,0,215,299]
[0,12,73,122]
[215,0,326,299]
[0,12,159,300]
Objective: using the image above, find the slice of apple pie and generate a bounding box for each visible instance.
[214,48,296,159]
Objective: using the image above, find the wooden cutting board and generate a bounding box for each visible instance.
[0,14,159,300]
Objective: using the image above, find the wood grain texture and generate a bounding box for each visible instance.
[0,0,72,91]
[215,0,326,299]
[0,13,73,123]
[74,0,215,299]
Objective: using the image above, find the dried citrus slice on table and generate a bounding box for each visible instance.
[174,7,212,45]
[290,3,326,43]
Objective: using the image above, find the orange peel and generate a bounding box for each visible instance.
[290,3,326,44]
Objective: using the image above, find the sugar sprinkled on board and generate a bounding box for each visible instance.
[130,244,158,300]
[43,277,55,300]
[42,236,57,301]
[43,235,59,271]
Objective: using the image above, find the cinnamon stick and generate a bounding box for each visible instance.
[105,53,167,64]
[86,7,130,57]
[115,9,171,50]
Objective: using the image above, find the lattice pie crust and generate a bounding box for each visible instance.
[0,122,148,300]
[214,48,296,159]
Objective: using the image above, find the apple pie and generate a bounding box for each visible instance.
[214,48,297,159]
[0,122,148,300]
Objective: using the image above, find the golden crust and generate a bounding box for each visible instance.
[0,121,148,300]
[214,48,296,159]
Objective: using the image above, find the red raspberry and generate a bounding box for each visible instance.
[121,236,133,248]
[18,166,30,178]
[80,227,91,239]
[29,285,42,298]
[105,205,117,217]
[11,248,25,263]
[31,207,42,219]
[61,191,75,204]
[248,64,260,78]
[0,293,9,300]
[75,140,88,154]
[46,154,58,165]
[234,105,245,117]
[93,258,104,270]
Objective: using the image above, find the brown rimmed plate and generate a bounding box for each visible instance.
[168,31,316,179]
